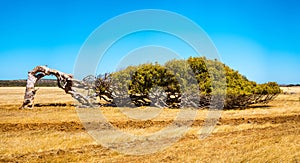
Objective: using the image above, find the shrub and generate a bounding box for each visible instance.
[95,57,281,109]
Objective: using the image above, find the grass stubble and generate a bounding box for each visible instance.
[0,87,299,162]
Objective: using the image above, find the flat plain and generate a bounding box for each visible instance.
[0,87,299,162]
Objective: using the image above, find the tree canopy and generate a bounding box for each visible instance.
[95,56,281,109]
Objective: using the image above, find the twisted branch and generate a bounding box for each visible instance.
[20,66,94,109]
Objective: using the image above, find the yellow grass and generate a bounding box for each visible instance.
[0,131,94,157]
[0,87,299,162]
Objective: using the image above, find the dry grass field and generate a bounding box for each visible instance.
[0,87,299,162]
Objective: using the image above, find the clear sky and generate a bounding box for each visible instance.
[0,0,299,84]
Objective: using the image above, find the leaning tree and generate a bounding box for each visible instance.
[20,66,97,109]
[20,57,282,109]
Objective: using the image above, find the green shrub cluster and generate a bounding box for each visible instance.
[95,56,281,109]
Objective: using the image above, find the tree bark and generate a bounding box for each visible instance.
[20,66,94,109]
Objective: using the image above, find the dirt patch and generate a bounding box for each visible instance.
[0,121,84,132]
[1,114,298,132]
[217,114,299,125]
[0,145,110,162]
[34,103,75,107]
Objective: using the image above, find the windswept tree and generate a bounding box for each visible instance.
[21,57,281,109]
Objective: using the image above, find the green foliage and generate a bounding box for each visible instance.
[165,59,199,94]
[111,66,138,93]
[95,56,282,109]
[129,63,180,95]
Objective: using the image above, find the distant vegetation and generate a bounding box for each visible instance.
[96,56,282,109]
[279,84,300,87]
[0,79,57,87]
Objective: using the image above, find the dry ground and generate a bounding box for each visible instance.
[0,87,299,162]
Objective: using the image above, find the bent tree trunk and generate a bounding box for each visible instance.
[20,66,93,109]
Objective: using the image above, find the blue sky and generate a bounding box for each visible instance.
[0,0,299,84]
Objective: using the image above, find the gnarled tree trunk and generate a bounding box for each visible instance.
[20,66,94,109]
